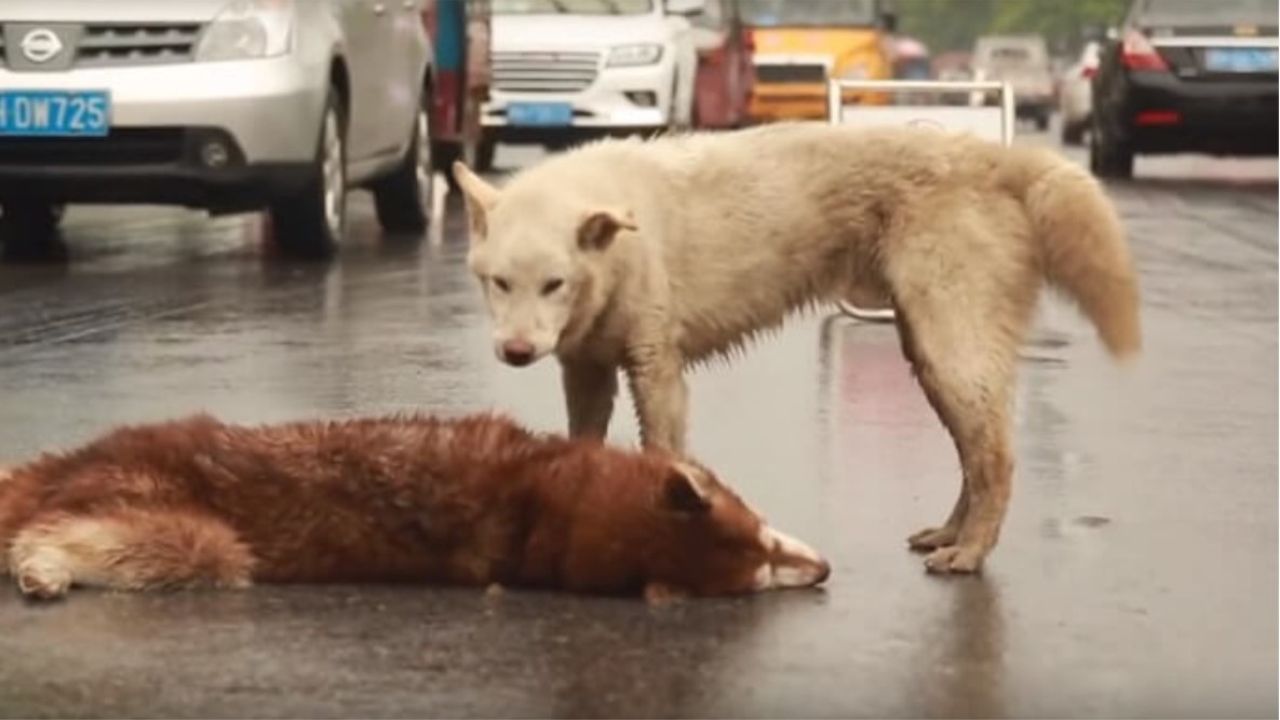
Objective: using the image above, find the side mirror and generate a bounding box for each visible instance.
[881,11,898,33]
[666,0,706,17]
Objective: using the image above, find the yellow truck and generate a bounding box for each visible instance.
[742,0,897,121]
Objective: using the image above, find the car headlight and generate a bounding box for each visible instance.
[196,0,295,62]
[607,44,664,68]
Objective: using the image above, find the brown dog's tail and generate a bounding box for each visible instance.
[1002,147,1142,359]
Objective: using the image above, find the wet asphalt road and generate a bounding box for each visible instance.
[0,136,1275,718]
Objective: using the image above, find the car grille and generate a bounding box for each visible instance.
[0,128,186,166]
[755,63,828,84]
[492,51,600,93]
[76,24,203,67]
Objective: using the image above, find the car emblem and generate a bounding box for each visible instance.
[20,28,64,64]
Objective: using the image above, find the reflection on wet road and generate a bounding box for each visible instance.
[0,144,1275,717]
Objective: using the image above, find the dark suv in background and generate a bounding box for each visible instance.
[1091,0,1278,178]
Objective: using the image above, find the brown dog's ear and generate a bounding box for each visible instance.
[662,462,712,514]
[452,161,500,238]
[577,208,637,252]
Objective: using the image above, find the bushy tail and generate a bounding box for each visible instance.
[1002,147,1142,359]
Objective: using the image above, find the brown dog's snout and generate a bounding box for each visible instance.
[763,526,831,589]
[813,558,831,584]
[501,339,536,366]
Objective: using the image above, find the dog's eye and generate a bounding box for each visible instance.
[493,277,511,293]
[541,278,564,296]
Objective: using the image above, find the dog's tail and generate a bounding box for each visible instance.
[1001,147,1142,359]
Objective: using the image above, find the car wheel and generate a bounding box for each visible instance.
[667,71,690,132]
[474,131,497,173]
[0,201,66,261]
[270,91,346,259]
[373,87,434,235]
[435,140,464,192]
[1034,110,1050,132]
[1061,118,1085,145]
[1089,116,1134,179]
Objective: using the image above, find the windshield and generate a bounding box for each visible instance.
[493,0,653,15]
[741,0,878,28]
[1140,0,1278,25]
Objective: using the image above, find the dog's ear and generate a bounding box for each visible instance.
[577,208,637,252]
[452,161,500,238]
[662,462,713,514]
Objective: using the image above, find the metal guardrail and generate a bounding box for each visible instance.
[827,78,1017,322]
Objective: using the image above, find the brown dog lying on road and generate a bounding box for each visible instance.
[0,413,829,601]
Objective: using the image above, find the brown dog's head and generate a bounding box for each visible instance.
[554,451,831,599]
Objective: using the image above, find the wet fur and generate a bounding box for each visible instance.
[455,122,1142,573]
[0,413,822,600]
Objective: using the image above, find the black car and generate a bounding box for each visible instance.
[1091,0,1278,178]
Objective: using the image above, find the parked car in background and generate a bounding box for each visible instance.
[482,0,703,156]
[0,0,436,259]
[422,0,493,178]
[690,0,754,129]
[1091,0,1278,178]
[1059,40,1101,145]
[741,0,897,122]
[973,34,1055,130]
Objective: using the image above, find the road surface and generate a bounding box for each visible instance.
[0,140,1275,718]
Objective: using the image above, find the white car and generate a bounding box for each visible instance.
[0,0,435,259]
[1058,41,1100,146]
[973,34,1055,131]
[478,0,703,168]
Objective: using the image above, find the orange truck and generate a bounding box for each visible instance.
[742,0,898,121]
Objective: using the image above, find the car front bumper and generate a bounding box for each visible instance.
[0,56,327,210]
[482,58,674,142]
[0,127,312,212]
[0,55,327,164]
[1121,71,1278,155]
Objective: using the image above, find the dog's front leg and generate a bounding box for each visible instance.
[562,359,618,440]
[626,346,688,454]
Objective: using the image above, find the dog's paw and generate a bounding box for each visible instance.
[922,545,985,574]
[907,525,959,551]
[16,564,72,601]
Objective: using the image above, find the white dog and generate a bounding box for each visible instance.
[453,122,1140,573]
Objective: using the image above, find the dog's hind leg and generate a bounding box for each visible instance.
[886,201,1038,573]
[895,301,1023,573]
[8,508,253,600]
[562,360,619,440]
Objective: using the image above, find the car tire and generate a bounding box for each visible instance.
[0,201,66,261]
[474,131,497,173]
[372,87,434,235]
[1090,116,1134,179]
[269,91,346,259]
[1061,117,1086,145]
[435,140,464,192]
[1034,110,1050,132]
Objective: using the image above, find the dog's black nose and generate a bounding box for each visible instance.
[501,339,536,367]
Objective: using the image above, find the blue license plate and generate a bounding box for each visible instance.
[0,90,111,137]
[508,102,573,127]
[1204,48,1278,73]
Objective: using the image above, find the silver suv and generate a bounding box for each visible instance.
[0,0,435,258]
